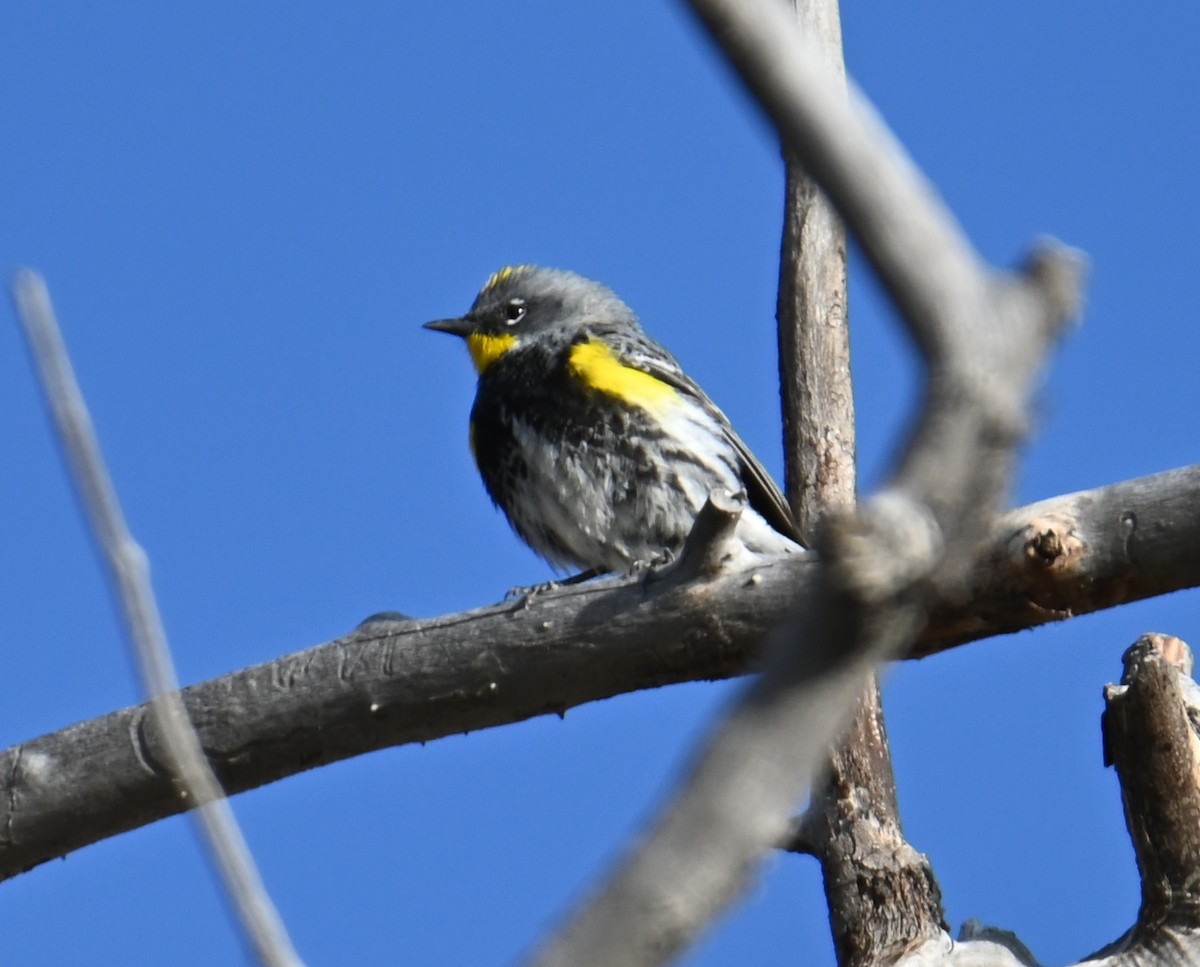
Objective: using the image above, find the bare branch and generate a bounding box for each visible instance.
[517,0,1081,953]
[795,679,948,964]
[772,1,945,961]
[1082,634,1200,965]
[775,0,853,536]
[10,271,304,967]
[685,0,1083,565]
[0,467,1195,882]
[669,490,756,582]
[920,467,1200,656]
[901,633,1200,966]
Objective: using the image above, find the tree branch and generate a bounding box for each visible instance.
[10,271,304,967]
[1,467,1194,883]
[900,633,1200,967]
[518,0,1080,952]
[1083,634,1200,965]
[919,467,1200,656]
[794,677,948,964]
[772,1,946,961]
[775,0,853,537]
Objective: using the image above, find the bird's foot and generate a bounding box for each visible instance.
[505,568,602,609]
[629,551,676,584]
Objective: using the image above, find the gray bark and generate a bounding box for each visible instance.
[1,467,1197,883]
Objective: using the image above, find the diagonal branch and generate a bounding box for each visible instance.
[522,266,1073,965]
[10,271,304,967]
[517,0,1081,962]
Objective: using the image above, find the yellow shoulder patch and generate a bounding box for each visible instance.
[568,339,677,413]
[467,332,517,375]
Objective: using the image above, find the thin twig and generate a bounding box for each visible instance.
[10,270,305,967]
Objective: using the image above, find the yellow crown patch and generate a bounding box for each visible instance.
[481,264,532,293]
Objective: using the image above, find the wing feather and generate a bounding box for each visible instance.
[602,329,804,545]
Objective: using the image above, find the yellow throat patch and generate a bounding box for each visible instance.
[467,332,517,375]
[568,339,677,413]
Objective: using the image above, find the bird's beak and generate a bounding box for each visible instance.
[423,317,476,338]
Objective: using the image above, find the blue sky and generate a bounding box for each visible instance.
[3,3,1198,965]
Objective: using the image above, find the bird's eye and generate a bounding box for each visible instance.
[504,299,527,325]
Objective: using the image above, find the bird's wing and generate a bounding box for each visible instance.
[612,333,805,545]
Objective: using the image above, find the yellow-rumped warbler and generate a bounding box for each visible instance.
[425,265,803,575]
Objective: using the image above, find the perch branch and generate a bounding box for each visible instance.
[0,467,1196,883]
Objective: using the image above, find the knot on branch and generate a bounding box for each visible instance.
[1008,515,1084,575]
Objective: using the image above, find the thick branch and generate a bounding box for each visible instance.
[796,678,948,965]
[0,467,1195,881]
[1083,634,1200,965]
[919,466,1200,656]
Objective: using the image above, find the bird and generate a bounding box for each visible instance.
[424,265,803,576]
